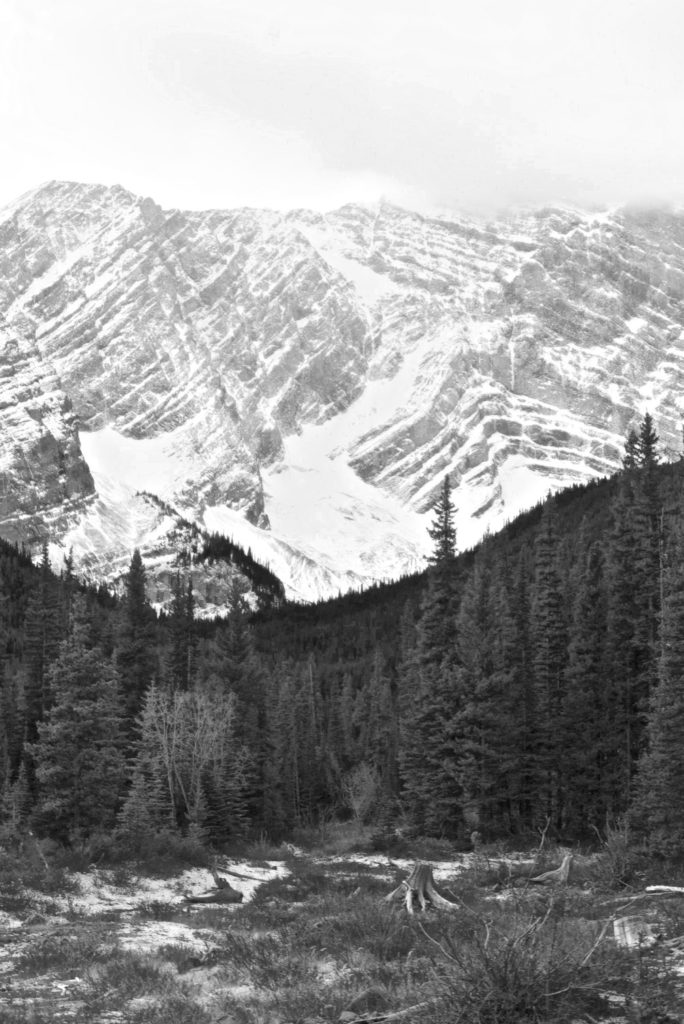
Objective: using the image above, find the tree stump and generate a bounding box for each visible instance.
[385,863,459,914]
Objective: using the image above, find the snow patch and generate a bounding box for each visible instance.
[297,223,403,307]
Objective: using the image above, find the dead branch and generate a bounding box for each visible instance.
[215,866,269,882]
[536,815,552,852]
[579,917,613,967]
[342,999,439,1023]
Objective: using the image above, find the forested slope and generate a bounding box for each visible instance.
[2,416,683,857]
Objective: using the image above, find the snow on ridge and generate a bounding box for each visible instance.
[295,222,403,307]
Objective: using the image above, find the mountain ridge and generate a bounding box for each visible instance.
[1,180,683,602]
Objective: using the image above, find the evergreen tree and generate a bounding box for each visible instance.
[622,428,640,470]
[637,412,660,468]
[632,515,684,857]
[605,476,642,800]
[400,475,464,836]
[511,543,539,832]
[30,606,128,843]
[23,544,60,746]
[166,573,196,691]
[427,476,457,566]
[262,667,300,833]
[531,503,567,828]
[117,549,157,729]
[562,539,610,835]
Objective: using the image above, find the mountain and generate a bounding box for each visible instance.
[0,181,683,602]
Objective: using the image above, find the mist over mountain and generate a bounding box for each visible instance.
[1,180,683,603]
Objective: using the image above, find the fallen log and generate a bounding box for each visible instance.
[385,863,459,914]
[214,866,267,883]
[529,852,573,886]
[184,883,243,905]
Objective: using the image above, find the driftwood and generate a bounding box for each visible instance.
[184,886,243,904]
[184,875,243,904]
[340,1000,437,1023]
[213,866,266,883]
[385,863,459,914]
[529,852,573,886]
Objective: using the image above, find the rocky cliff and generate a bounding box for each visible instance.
[0,182,682,601]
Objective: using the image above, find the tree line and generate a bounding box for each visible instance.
[2,413,684,858]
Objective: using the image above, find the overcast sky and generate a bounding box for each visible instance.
[2,0,683,216]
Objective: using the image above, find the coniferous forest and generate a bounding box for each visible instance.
[2,413,684,860]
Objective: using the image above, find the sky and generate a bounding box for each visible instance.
[2,0,684,216]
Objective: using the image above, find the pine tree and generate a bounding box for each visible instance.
[166,573,196,691]
[562,539,610,835]
[23,544,60,746]
[30,605,128,843]
[262,667,300,833]
[632,515,684,857]
[117,549,158,729]
[399,475,464,836]
[605,418,663,796]
[427,476,457,566]
[637,412,659,468]
[531,503,567,828]
[605,476,642,802]
[622,428,640,470]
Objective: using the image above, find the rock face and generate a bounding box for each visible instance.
[1,182,684,601]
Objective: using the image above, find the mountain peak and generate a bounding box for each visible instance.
[0,180,681,603]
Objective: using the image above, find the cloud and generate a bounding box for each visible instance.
[1,0,684,213]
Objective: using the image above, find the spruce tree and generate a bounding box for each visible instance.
[622,428,640,470]
[400,475,464,836]
[562,539,609,835]
[117,549,157,729]
[632,515,684,857]
[637,412,659,468]
[30,604,127,843]
[531,503,567,828]
[166,573,196,691]
[23,544,60,746]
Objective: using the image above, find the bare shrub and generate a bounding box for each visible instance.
[423,897,617,1024]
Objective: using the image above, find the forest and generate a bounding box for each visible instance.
[1,412,683,861]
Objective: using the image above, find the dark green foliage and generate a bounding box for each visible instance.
[632,516,684,857]
[30,605,128,843]
[3,412,684,853]
[166,572,196,691]
[562,540,611,835]
[116,548,158,729]
[531,505,567,827]
[198,531,286,608]
[23,544,60,746]
[400,475,465,837]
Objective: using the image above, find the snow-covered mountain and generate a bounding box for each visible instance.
[0,181,683,602]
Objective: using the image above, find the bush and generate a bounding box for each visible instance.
[426,898,616,1024]
[17,926,115,973]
